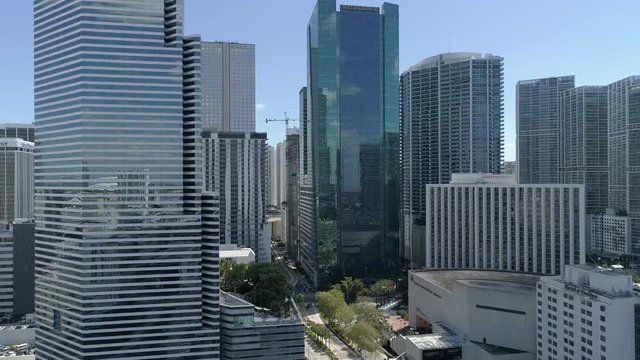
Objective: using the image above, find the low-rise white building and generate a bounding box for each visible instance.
[536,264,640,360]
[219,244,255,264]
[408,269,542,360]
[426,173,586,275]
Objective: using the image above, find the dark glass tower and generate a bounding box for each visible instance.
[300,0,399,285]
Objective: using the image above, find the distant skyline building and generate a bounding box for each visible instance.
[272,141,286,207]
[400,53,504,267]
[559,86,609,214]
[266,144,274,206]
[0,220,35,316]
[537,265,640,360]
[425,174,586,275]
[0,124,34,143]
[517,76,575,184]
[286,132,300,261]
[34,1,219,358]
[0,227,13,314]
[502,160,516,175]
[0,138,34,225]
[203,131,270,262]
[11,219,35,316]
[608,76,640,253]
[299,87,309,178]
[201,41,255,132]
[589,212,631,255]
[300,0,399,285]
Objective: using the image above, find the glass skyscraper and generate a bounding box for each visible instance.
[300,0,399,285]
[399,53,504,268]
[517,76,575,184]
[34,1,218,358]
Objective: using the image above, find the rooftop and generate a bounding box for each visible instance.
[570,264,636,277]
[0,138,34,150]
[220,248,254,259]
[219,291,252,308]
[406,333,466,350]
[544,265,640,299]
[220,291,302,326]
[449,173,516,185]
[472,340,528,355]
[0,123,33,129]
[411,269,541,292]
[408,52,501,72]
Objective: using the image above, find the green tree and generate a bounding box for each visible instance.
[336,277,366,304]
[397,309,408,320]
[295,292,305,305]
[220,259,248,293]
[370,279,395,304]
[346,320,379,353]
[317,288,346,327]
[334,301,356,331]
[245,262,291,316]
[350,302,383,330]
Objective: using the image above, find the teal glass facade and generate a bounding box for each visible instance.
[301,0,399,285]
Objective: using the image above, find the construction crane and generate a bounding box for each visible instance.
[265,111,298,133]
[265,112,298,211]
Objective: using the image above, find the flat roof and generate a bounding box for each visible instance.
[219,291,253,308]
[571,264,637,277]
[408,52,501,72]
[406,333,466,350]
[411,269,541,292]
[220,249,254,258]
[472,340,528,355]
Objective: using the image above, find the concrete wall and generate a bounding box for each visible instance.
[0,328,35,345]
[454,282,536,353]
[409,271,537,358]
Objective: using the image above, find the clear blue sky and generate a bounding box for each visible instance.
[2,1,639,161]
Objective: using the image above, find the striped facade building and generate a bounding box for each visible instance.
[203,131,269,262]
[0,138,34,225]
[34,0,219,358]
[219,291,304,360]
[425,174,586,275]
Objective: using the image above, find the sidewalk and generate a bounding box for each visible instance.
[306,313,361,360]
[305,335,331,360]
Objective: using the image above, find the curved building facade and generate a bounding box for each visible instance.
[400,53,504,268]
